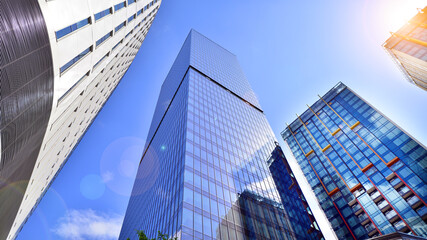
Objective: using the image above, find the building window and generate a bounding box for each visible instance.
[127,0,136,5]
[60,46,92,74]
[94,52,110,69]
[114,2,126,12]
[94,8,112,21]
[125,30,133,39]
[55,17,90,40]
[115,21,126,32]
[112,40,123,51]
[58,71,90,103]
[137,9,143,16]
[96,31,113,47]
[128,14,135,23]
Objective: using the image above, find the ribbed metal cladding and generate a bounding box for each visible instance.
[0,0,54,238]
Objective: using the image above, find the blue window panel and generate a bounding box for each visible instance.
[137,9,143,16]
[55,18,90,39]
[96,31,112,47]
[60,47,91,73]
[115,22,126,32]
[114,2,126,11]
[128,15,135,23]
[127,0,136,5]
[94,8,112,21]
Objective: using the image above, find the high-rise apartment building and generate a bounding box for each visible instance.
[119,30,321,240]
[0,0,161,239]
[383,6,427,91]
[282,82,427,239]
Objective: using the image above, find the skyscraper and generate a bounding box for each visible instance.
[282,82,427,239]
[0,0,161,239]
[383,6,427,91]
[119,30,321,240]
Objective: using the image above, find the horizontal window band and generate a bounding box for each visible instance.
[305,149,314,157]
[361,163,374,172]
[322,144,331,152]
[328,187,340,197]
[386,157,400,167]
[350,121,360,130]
[350,183,363,193]
[332,128,341,136]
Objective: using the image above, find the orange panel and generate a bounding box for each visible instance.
[350,183,362,193]
[305,150,314,157]
[361,163,374,173]
[350,121,360,130]
[386,157,400,167]
[332,128,341,136]
[322,144,331,152]
[328,187,339,196]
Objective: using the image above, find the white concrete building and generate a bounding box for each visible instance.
[0,0,161,239]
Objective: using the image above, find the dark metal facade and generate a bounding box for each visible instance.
[0,0,54,239]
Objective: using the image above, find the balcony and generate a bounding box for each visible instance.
[416,206,427,218]
[364,223,375,232]
[385,210,398,222]
[369,191,383,202]
[352,204,362,213]
[397,186,411,198]
[389,177,403,189]
[393,220,406,231]
[377,200,390,212]
[407,196,421,209]
[358,213,369,224]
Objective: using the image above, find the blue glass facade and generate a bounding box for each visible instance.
[268,145,323,240]
[119,30,319,239]
[282,82,427,239]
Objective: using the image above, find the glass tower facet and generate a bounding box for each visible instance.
[383,6,427,91]
[119,30,321,240]
[282,82,427,239]
[267,144,324,240]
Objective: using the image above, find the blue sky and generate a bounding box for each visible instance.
[18,1,427,239]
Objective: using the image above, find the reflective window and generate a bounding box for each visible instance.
[128,14,135,23]
[55,17,90,39]
[115,21,126,32]
[94,8,112,21]
[60,46,92,73]
[114,2,126,11]
[95,31,112,47]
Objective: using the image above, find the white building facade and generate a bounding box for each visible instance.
[0,0,161,239]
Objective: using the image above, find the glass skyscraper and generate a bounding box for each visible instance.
[119,30,321,240]
[282,82,427,239]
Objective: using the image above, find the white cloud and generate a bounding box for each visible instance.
[52,209,123,240]
[101,171,114,183]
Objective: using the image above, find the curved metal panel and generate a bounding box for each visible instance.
[0,0,54,238]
